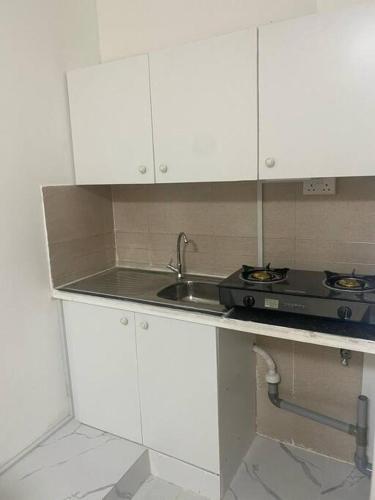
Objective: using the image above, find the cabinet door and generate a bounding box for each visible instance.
[67,56,154,184]
[136,314,220,473]
[63,302,142,442]
[149,29,258,183]
[259,4,375,180]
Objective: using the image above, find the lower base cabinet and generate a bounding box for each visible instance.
[63,301,142,442]
[136,313,220,473]
[63,300,256,494]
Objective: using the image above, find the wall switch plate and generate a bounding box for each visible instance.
[303,178,336,195]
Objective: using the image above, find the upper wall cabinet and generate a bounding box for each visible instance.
[149,29,258,183]
[67,55,154,184]
[259,4,375,180]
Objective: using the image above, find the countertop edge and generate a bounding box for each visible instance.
[52,289,375,355]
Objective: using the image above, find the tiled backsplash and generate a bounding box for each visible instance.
[43,186,115,286]
[112,177,375,275]
[43,177,375,284]
[263,177,375,273]
[112,182,257,276]
[43,177,375,463]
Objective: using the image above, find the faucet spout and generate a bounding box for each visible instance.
[167,232,190,279]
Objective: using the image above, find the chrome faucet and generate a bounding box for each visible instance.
[167,232,190,280]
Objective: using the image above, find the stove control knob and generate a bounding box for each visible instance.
[337,306,352,320]
[243,295,255,308]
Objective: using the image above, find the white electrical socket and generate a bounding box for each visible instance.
[303,178,336,195]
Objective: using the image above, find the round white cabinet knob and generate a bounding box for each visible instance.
[120,317,128,326]
[139,321,149,330]
[138,165,147,174]
[265,157,276,168]
[159,164,168,173]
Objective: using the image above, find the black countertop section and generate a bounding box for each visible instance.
[227,307,375,341]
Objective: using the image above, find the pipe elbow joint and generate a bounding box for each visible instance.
[268,393,281,407]
[354,454,372,477]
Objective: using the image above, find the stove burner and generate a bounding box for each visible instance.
[324,270,375,293]
[240,264,289,284]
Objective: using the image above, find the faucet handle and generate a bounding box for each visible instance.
[167,258,178,274]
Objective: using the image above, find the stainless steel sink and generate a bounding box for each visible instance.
[61,267,225,315]
[157,280,220,306]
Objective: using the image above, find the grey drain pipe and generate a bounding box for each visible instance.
[253,345,372,477]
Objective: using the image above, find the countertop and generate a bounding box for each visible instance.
[54,267,375,355]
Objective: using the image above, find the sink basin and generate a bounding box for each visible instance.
[157,280,220,306]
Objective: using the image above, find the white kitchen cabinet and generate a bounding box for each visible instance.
[63,302,142,442]
[67,55,154,184]
[259,3,375,180]
[149,29,258,183]
[135,313,220,473]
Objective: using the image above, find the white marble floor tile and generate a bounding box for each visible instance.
[0,419,145,500]
[320,458,370,500]
[1,422,371,500]
[132,476,208,500]
[224,436,370,500]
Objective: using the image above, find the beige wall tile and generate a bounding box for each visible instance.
[115,231,149,250]
[214,235,257,256]
[117,247,150,266]
[264,238,295,268]
[43,186,115,286]
[210,182,257,237]
[185,251,219,276]
[295,177,375,243]
[263,182,297,239]
[51,244,115,287]
[149,201,213,236]
[43,186,114,243]
[296,239,375,266]
[49,233,114,261]
[294,260,375,275]
[212,236,257,276]
[112,185,151,233]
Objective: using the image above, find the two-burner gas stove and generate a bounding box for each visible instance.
[219,264,375,326]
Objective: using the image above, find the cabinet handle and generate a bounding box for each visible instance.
[139,321,149,330]
[159,164,168,173]
[120,317,129,326]
[265,158,276,168]
[138,165,147,174]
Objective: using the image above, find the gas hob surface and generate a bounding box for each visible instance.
[222,269,375,303]
[219,268,375,325]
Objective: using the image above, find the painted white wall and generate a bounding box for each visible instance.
[317,0,370,11]
[95,0,371,62]
[96,0,317,61]
[0,0,99,468]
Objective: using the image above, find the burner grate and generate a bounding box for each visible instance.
[240,264,289,284]
[324,270,375,293]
